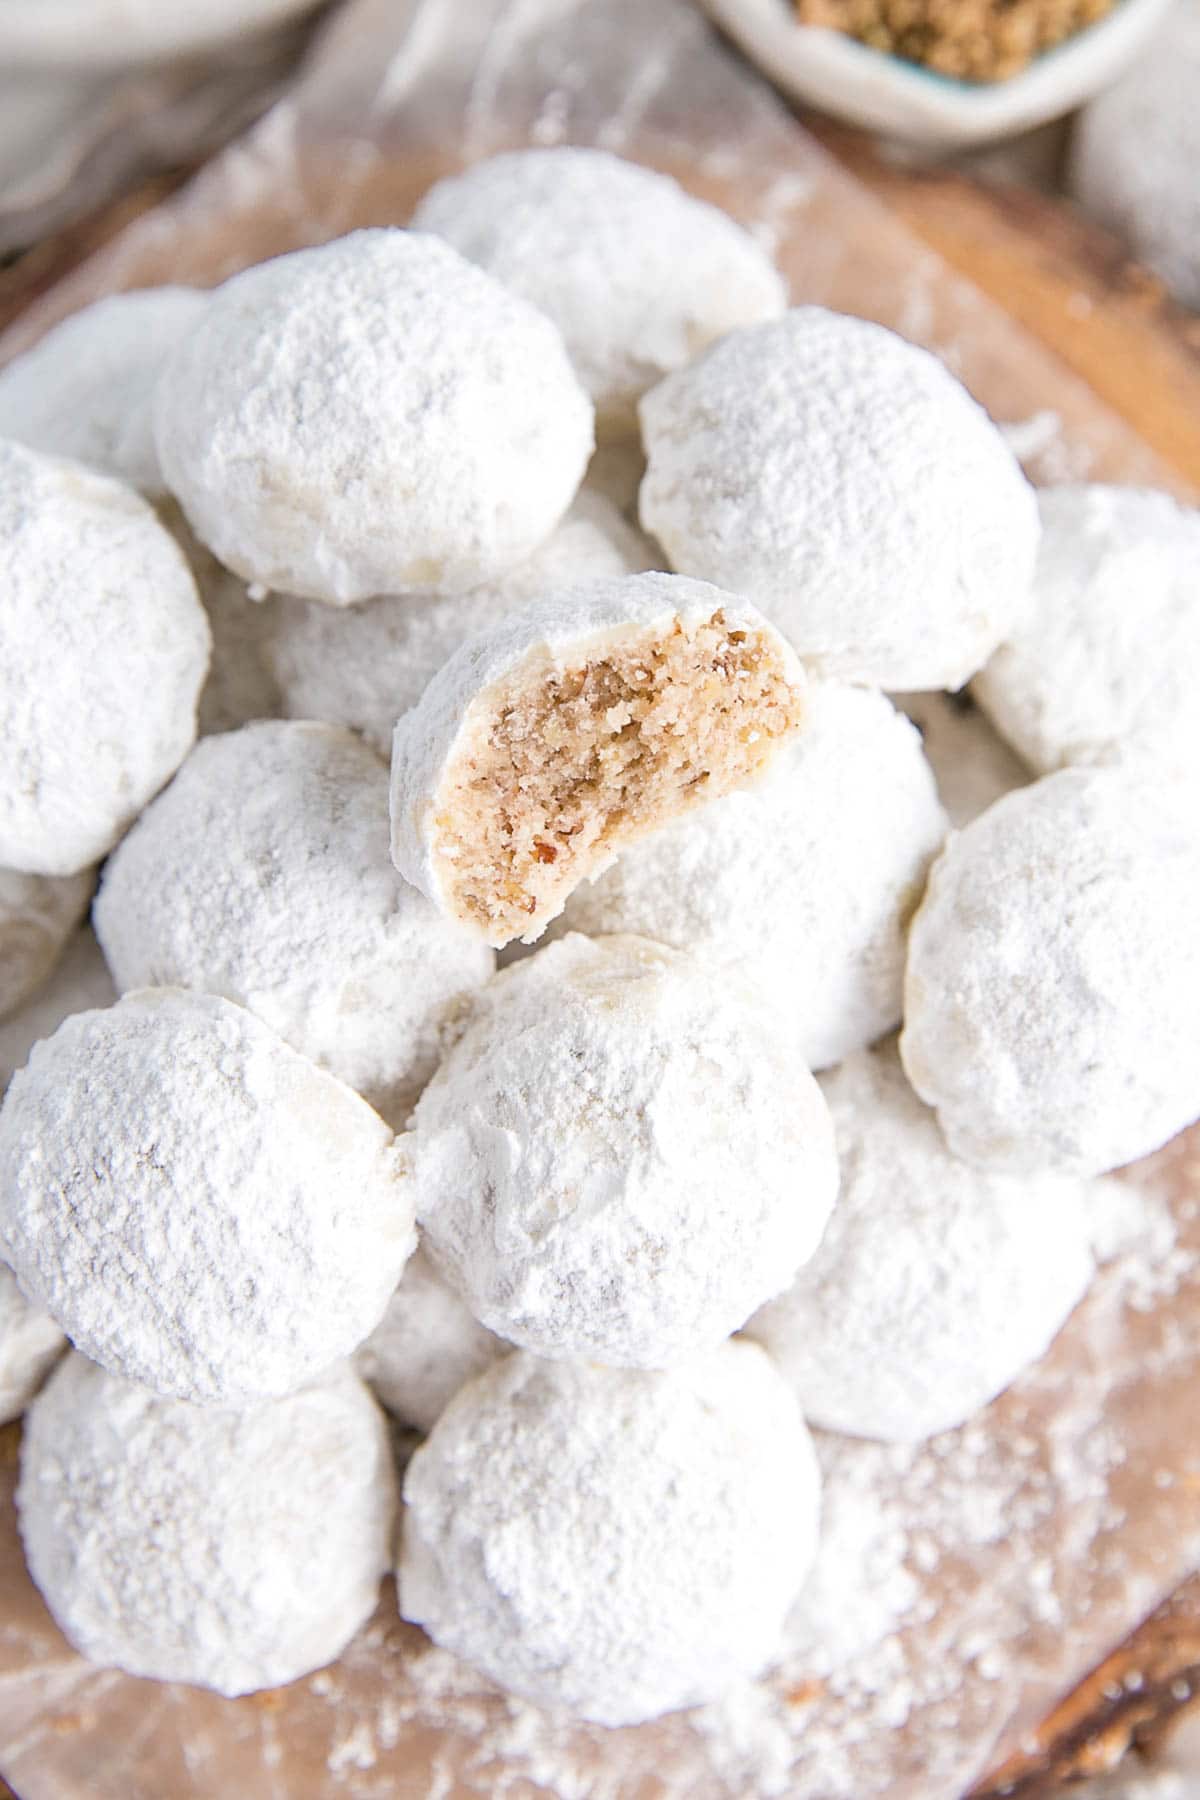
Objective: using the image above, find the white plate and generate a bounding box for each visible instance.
[0,0,322,68]
[699,0,1171,146]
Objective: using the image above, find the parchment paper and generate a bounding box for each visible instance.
[1,5,1197,1796]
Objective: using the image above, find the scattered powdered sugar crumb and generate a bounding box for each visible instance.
[284,1118,1200,1800]
[1001,409,1095,484]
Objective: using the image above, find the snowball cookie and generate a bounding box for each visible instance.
[0,864,94,1018]
[639,307,1039,690]
[154,229,594,605]
[94,722,493,1121]
[901,766,1200,1178]
[412,148,786,434]
[411,934,838,1365]
[558,682,946,1070]
[355,1247,506,1434]
[0,927,115,1094]
[18,1356,394,1697]
[972,486,1200,777]
[0,441,210,875]
[0,288,207,495]
[898,689,1028,829]
[390,573,805,948]
[0,989,415,1403]
[746,1041,1094,1442]
[1069,3,1200,309]
[401,1343,818,1724]
[0,1264,65,1426]
[268,490,653,758]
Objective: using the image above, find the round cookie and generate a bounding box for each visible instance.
[901,765,1200,1177]
[0,288,207,494]
[0,1264,65,1427]
[639,306,1039,690]
[412,147,786,432]
[1069,4,1200,309]
[18,1355,394,1696]
[95,721,493,1123]
[0,440,210,875]
[268,491,653,757]
[355,1247,507,1434]
[389,573,805,948]
[154,229,594,604]
[557,681,946,1070]
[0,988,415,1403]
[747,1040,1094,1442]
[972,485,1200,776]
[0,926,115,1095]
[0,864,94,1019]
[399,1341,820,1725]
[411,933,838,1365]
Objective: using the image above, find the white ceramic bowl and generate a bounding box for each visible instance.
[700,0,1171,147]
[0,0,322,68]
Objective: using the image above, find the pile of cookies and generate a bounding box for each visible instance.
[0,145,1197,1730]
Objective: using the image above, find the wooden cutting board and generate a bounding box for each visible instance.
[1,5,1198,1797]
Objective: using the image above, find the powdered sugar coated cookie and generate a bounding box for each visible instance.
[0,1264,65,1427]
[95,721,493,1123]
[390,572,805,947]
[412,147,786,432]
[399,1341,819,1724]
[557,681,946,1069]
[0,441,210,875]
[18,1355,394,1696]
[0,865,94,1019]
[0,989,415,1403]
[747,1040,1094,1442]
[639,307,1039,689]
[411,933,838,1365]
[356,1247,506,1433]
[973,485,1200,776]
[902,765,1200,1177]
[269,491,653,758]
[154,229,594,604]
[0,288,207,494]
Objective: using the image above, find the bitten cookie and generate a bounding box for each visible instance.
[389,573,805,947]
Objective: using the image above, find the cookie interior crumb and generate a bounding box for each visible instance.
[434,610,803,944]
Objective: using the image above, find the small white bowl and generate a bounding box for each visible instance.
[699,0,1171,147]
[0,0,322,69]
